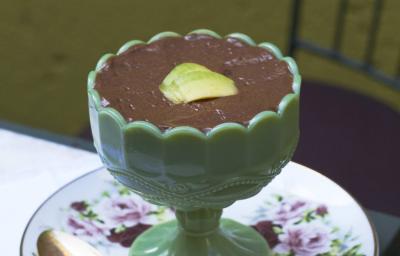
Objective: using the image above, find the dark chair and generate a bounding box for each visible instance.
[287,0,400,218]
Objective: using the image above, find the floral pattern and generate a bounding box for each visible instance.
[61,181,174,247]
[274,224,331,255]
[59,183,364,256]
[251,195,364,256]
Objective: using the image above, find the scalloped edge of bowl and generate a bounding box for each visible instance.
[87,29,301,139]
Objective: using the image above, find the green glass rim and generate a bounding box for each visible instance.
[87,29,301,138]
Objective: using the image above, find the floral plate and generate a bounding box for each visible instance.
[20,162,377,256]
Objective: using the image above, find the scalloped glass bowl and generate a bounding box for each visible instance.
[88,29,301,256]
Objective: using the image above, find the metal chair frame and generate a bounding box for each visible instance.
[288,0,400,90]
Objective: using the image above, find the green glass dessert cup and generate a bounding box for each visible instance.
[88,29,301,256]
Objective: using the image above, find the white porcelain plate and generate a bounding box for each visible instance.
[20,162,377,256]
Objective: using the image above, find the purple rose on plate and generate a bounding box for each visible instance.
[252,221,280,248]
[274,223,331,256]
[96,194,156,227]
[315,205,328,217]
[67,216,109,238]
[70,201,88,212]
[270,199,308,225]
[107,223,151,247]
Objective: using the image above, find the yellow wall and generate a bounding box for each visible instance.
[0,0,399,135]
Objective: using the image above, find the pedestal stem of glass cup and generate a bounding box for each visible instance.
[130,207,272,255]
[175,208,222,236]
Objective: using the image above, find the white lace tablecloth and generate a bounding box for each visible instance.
[0,128,102,256]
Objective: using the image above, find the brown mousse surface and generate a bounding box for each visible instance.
[94,33,293,131]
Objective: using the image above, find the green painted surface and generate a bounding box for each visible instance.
[1,0,399,135]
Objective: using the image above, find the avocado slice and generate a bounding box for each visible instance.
[160,63,238,104]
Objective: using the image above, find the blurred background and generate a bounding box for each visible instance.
[1,0,399,216]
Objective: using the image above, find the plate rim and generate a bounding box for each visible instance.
[19,162,379,256]
[19,166,104,256]
[291,162,379,256]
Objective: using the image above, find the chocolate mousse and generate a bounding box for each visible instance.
[94,33,293,131]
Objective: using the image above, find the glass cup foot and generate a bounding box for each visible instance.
[130,219,271,256]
